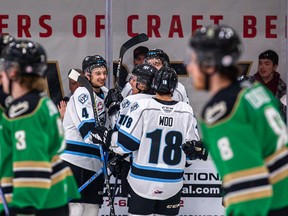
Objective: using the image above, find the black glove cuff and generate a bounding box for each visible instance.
[105,129,114,148]
[107,102,120,116]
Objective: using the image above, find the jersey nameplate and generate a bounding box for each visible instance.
[9,101,29,118]
[158,115,174,127]
[204,101,227,124]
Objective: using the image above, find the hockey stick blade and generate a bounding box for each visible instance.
[119,33,149,58]
[68,69,99,124]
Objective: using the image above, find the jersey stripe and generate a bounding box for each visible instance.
[130,163,184,182]
[65,141,101,160]
[118,129,140,151]
[223,166,272,206]
[78,120,95,139]
[265,147,288,184]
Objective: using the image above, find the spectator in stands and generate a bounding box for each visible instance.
[252,50,286,100]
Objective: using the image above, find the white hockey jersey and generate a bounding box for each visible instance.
[115,97,199,200]
[173,82,190,104]
[121,82,190,104]
[60,86,108,172]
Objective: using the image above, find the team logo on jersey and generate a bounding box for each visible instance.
[78,93,89,104]
[204,101,227,124]
[161,106,174,114]
[153,189,163,195]
[158,115,174,127]
[122,99,130,109]
[130,102,139,112]
[97,101,104,112]
[9,101,29,118]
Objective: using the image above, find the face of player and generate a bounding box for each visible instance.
[69,78,80,94]
[258,59,277,81]
[129,75,139,94]
[0,71,10,94]
[87,66,107,88]
[145,58,163,70]
[133,55,146,66]
[186,51,206,90]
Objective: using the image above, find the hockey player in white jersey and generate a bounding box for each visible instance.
[103,63,158,197]
[91,67,207,215]
[144,48,190,104]
[60,55,109,216]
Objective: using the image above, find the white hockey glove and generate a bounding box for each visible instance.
[182,140,208,161]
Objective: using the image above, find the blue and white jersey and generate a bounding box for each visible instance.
[173,82,190,104]
[60,86,108,172]
[115,97,199,199]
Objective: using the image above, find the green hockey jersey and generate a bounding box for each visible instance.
[200,81,288,216]
[0,91,80,213]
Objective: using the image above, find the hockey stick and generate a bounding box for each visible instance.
[115,33,149,92]
[0,186,9,216]
[69,69,116,216]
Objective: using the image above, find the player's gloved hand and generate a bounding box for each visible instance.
[107,154,124,177]
[90,126,114,151]
[182,140,208,161]
[104,88,123,116]
[9,207,36,216]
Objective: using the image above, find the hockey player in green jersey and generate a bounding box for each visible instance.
[185,25,288,216]
[0,39,80,216]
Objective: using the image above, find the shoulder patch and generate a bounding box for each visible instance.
[244,86,271,109]
[122,99,130,109]
[78,93,89,104]
[130,102,139,112]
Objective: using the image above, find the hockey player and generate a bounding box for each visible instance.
[0,34,15,113]
[103,63,158,197]
[0,39,80,216]
[91,67,206,215]
[60,55,109,216]
[144,48,190,104]
[186,25,288,216]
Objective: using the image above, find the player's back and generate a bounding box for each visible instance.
[118,97,198,200]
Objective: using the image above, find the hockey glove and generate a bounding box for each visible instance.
[182,140,208,161]
[104,88,124,116]
[90,126,114,151]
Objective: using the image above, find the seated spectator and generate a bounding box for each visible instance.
[252,50,286,100]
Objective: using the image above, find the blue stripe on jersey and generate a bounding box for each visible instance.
[130,172,182,183]
[118,129,140,151]
[78,119,95,139]
[115,141,132,153]
[130,163,184,182]
[64,141,101,160]
[66,140,100,149]
[63,150,101,160]
[132,162,183,173]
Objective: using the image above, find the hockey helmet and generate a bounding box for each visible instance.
[0,34,15,55]
[145,49,170,66]
[152,66,178,94]
[0,39,47,77]
[189,25,242,67]
[82,55,108,73]
[131,63,158,88]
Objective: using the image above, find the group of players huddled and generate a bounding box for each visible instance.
[0,24,288,216]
